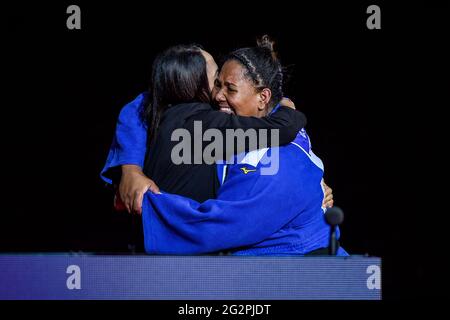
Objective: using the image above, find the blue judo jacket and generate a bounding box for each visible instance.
[101,94,348,256]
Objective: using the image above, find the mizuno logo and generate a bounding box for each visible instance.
[240,167,257,174]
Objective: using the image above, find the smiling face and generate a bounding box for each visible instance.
[212,60,272,117]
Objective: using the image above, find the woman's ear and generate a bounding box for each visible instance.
[258,88,272,110]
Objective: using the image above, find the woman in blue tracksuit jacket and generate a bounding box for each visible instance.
[101,40,348,256]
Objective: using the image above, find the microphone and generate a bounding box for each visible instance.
[325,207,344,255]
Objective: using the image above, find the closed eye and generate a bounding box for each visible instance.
[228,87,237,92]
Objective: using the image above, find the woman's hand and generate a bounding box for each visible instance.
[280,97,296,109]
[119,165,160,214]
[321,179,334,209]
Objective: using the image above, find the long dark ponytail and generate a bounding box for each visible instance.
[145,44,211,144]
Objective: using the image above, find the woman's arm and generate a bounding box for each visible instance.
[196,104,306,160]
[291,128,334,209]
[101,93,159,213]
[100,93,149,184]
[204,105,306,146]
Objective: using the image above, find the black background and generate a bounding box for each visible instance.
[2,1,448,300]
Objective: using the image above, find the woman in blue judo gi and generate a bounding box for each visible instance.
[102,36,347,255]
